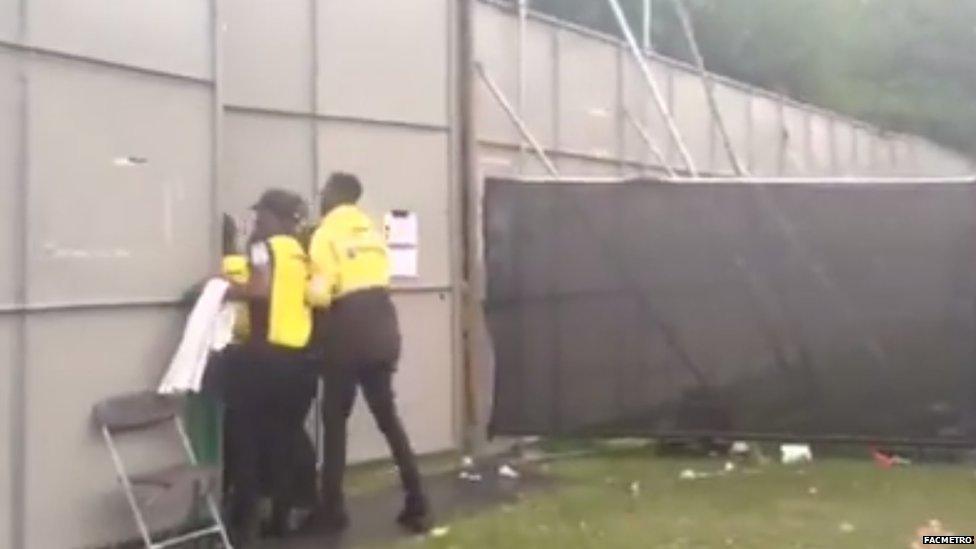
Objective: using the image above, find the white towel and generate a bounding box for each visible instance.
[158,278,235,395]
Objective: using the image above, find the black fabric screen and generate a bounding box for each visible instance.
[484,177,976,445]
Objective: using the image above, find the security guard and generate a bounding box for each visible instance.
[222,189,318,545]
[307,172,431,533]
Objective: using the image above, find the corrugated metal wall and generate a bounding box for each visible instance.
[1,0,461,546]
[0,0,972,546]
[473,0,974,179]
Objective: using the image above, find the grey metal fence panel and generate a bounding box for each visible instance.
[0,49,18,305]
[855,127,874,172]
[557,30,618,160]
[670,70,711,171]
[474,2,519,144]
[749,95,782,176]
[317,0,449,126]
[347,293,455,462]
[781,106,808,174]
[23,308,189,549]
[833,122,856,175]
[710,84,750,175]
[317,122,452,287]
[0,318,11,549]
[621,58,671,166]
[523,20,558,148]
[808,113,832,174]
[0,0,16,42]
[222,111,315,215]
[27,0,210,79]
[25,58,212,303]
[557,157,621,176]
[223,0,313,112]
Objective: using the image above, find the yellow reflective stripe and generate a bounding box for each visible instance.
[266,236,312,348]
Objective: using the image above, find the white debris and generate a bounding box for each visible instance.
[781,444,813,464]
[724,461,736,473]
[730,441,750,454]
[430,526,451,538]
[808,487,819,495]
[839,522,855,534]
[629,481,641,497]
[461,455,474,469]
[679,469,699,480]
[458,470,483,482]
[499,464,521,479]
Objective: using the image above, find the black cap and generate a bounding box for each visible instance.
[251,189,308,223]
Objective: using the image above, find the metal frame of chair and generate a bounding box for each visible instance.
[93,391,232,549]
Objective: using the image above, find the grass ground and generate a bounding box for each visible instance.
[392,447,976,549]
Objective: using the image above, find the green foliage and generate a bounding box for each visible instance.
[528,0,976,156]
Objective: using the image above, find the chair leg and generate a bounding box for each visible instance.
[103,427,156,549]
[174,418,233,547]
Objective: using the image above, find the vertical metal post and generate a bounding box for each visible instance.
[615,48,626,175]
[552,30,561,171]
[828,117,838,174]
[516,0,528,173]
[210,0,224,261]
[309,0,324,468]
[642,0,652,52]
[12,1,29,546]
[776,98,787,175]
[456,0,480,453]
[671,0,745,175]
[745,94,755,173]
[605,0,697,175]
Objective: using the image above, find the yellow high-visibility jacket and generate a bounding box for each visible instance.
[307,205,391,309]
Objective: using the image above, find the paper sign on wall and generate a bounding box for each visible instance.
[384,210,419,278]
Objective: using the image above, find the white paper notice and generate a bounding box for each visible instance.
[390,247,419,278]
[384,211,418,246]
[385,210,419,278]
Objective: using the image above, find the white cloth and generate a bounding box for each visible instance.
[158,278,235,395]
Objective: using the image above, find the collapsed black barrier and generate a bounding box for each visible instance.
[484,176,976,446]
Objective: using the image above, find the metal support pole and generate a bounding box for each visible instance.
[624,109,675,176]
[642,0,653,52]
[475,62,559,176]
[457,0,481,453]
[671,0,746,176]
[605,0,697,176]
[516,0,528,172]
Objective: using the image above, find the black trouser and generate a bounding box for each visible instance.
[321,361,425,512]
[316,289,425,514]
[225,343,317,530]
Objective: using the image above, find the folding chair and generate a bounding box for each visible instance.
[93,391,232,548]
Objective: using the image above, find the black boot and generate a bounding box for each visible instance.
[396,495,433,534]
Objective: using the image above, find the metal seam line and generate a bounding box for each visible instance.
[0,287,456,315]
[11,0,29,543]
[478,137,688,175]
[223,103,450,134]
[516,0,528,172]
[0,40,212,86]
[210,0,224,263]
[509,175,976,185]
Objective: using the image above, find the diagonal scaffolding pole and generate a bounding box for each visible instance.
[671,0,747,175]
[624,109,675,177]
[475,62,559,176]
[605,0,698,176]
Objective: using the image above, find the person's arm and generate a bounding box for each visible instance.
[307,226,338,308]
[225,242,271,302]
